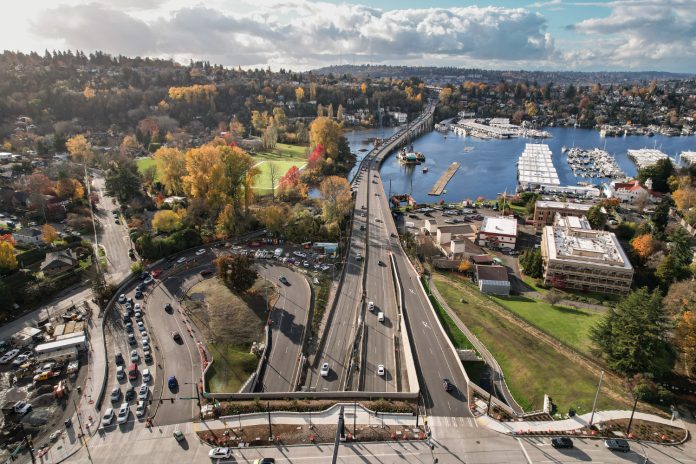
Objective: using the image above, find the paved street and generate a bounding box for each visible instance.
[259,264,311,392]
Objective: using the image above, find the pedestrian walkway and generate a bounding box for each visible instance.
[478,409,686,435]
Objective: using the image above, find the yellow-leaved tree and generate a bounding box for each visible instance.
[151,210,182,233]
[0,241,17,271]
[309,117,343,159]
[630,234,656,260]
[66,134,93,163]
[42,224,59,245]
[154,147,187,195]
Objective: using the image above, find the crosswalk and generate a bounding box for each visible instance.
[89,422,195,448]
[428,415,478,438]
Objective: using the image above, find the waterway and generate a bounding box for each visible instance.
[360,127,695,203]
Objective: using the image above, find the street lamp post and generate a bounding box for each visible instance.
[71,399,94,464]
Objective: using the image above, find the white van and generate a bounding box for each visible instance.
[377,312,385,322]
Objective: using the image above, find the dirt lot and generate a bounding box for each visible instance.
[198,423,426,447]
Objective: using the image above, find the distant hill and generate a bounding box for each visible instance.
[312,64,695,86]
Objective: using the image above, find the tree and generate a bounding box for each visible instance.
[630,234,656,261]
[637,159,674,193]
[152,210,182,233]
[295,87,304,103]
[215,255,258,293]
[42,224,58,245]
[215,204,239,238]
[651,197,672,239]
[668,227,693,266]
[457,261,471,273]
[0,234,16,246]
[119,135,142,157]
[277,165,308,201]
[319,176,352,225]
[154,147,186,195]
[519,249,543,278]
[675,311,696,377]
[590,287,674,377]
[56,178,84,200]
[0,241,17,271]
[309,117,343,160]
[586,205,607,229]
[105,161,142,202]
[336,104,345,121]
[307,144,325,170]
[182,144,227,211]
[257,204,287,237]
[66,134,93,164]
[663,280,696,317]
[543,289,564,306]
[656,254,690,289]
[672,188,696,211]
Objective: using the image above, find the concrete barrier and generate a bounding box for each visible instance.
[204,389,418,401]
[389,253,419,394]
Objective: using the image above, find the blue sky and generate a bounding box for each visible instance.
[2,0,695,72]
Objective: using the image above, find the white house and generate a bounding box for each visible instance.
[477,216,518,250]
[603,178,661,204]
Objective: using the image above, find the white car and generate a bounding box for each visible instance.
[102,408,114,426]
[117,403,129,424]
[13,353,31,366]
[118,294,126,303]
[195,248,206,256]
[137,321,145,332]
[110,387,121,402]
[134,303,141,312]
[116,365,125,380]
[138,384,149,400]
[377,364,385,376]
[142,368,151,383]
[320,363,330,377]
[176,257,186,264]
[208,447,231,459]
[130,350,139,362]
[0,349,20,364]
[14,401,32,415]
[368,301,375,311]
[136,400,146,417]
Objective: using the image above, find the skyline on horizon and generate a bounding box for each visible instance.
[2,0,696,73]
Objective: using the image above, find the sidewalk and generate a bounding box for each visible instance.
[478,409,686,435]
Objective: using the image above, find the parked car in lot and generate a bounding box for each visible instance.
[208,448,232,459]
[116,365,125,380]
[173,427,184,441]
[142,368,151,383]
[102,408,114,426]
[118,294,126,304]
[136,401,146,418]
[110,387,121,402]
[14,401,32,416]
[125,385,135,401]
[130,350,139,362]
[138,384,149,400]
[1,349,20,364]
[117,403,129,424]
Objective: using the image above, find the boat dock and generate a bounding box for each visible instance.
[429,162,459,195]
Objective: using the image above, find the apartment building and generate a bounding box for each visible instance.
[533,200,594,230]
[540,215,633,295]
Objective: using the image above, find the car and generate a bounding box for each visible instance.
[140,271,149,280]
[138,384,149,400]
[0,349,20,364]
[144,352,153,364]
[110,387,121,402]
[208,447,232,459]
[151,269,162,279]
[378,260,385,266]
[377,364,385,376]
[443,378,453,392]
[128,334,136,346]
[130,350,139,362]
[49,430,62,442]
[168,376,178,390]
[356,254,363,261]
[136,400,146,418]
[176,257,186,264]
[135,311,142,320]
[279,276,289,285]
[137,321,145,332]
[118,294,126,304]
[368,301,375,311]
[102,408,115,426]
[134,303,141,311]
[13,353,31,366]
[172,331,182,342]
[200,269,213,277]
[125,322,133,333]
[252,459,275,464]
[551,437,573,448]
[135,290,143,299]
[320,363,330,377]
[116,365,125,380]
[390,232,396,238]
[360,225,366,231]
[117,403,129,424]
[143,275,153,285]
[115,352,124,364]
[173,428,185,442]
[125,385,135,401]
[164,303,173,313]
[142,368,151,383]
[196,248,206,256]
[605,439,630,452]
[14,401,32,415]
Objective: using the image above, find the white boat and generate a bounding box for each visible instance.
[422,166,429,173]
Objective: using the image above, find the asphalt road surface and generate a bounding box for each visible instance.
[258,263,311,392]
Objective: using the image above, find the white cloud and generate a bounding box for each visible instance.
[568,0,696,71]
[28,1,557,69]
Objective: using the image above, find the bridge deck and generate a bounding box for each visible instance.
[428,162,459,195]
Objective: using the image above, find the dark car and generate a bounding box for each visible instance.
[115,352,124,365]
[144,352,153,364]
[200,269,213,277]
[164,303,173,313]
[378,260,385,266]
[605,439,630,452]
[279,276,290,286]
[551,437,573,449]
[125,385,135,401]
[168,376,178,390]
[443,378,453,392]
[135,290,143,299]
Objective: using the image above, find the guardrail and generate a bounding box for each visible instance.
[203,390,418,401]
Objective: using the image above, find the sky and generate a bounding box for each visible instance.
[1,0,695,73]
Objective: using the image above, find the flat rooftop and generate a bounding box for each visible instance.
[627,148,670,169]
[681,151,696,166]
[536,200,593,212]
[518,144,560,186]
[480,216,517,236]
[544,225,632,270]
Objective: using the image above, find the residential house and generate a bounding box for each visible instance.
[477,216,518,250]
[40,249,78,276]
[13,227,43,245]
[475,264,510,296]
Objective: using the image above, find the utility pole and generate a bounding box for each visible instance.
[332,406,345,464]
[589,370,604,427]
[267,401,272,440]
[626,396,639,436]
[72,399,94,464]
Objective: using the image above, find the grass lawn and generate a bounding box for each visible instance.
[206,343,259,393]
[432,273,628,413]
[252,143,308,161]
[491,295,604,355]
[253,159,307,194]
[520,274,547,293]
[135,157,161,182]
[421,276,474,350]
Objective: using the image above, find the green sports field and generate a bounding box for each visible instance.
[252,159,307,194]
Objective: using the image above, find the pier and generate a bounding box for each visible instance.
[429,162,460,195]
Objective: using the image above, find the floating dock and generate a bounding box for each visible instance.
[429,162,459,195]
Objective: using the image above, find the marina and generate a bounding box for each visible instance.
[566,147,624,179]
[517,143,560,191]
[451,118,551,139]
[396,147,426,164]
[681,151,696,166]
[627,148,670,169]
[429,162,460,196]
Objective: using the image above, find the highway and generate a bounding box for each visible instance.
[257,263,311,392]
